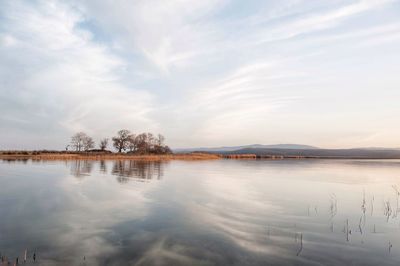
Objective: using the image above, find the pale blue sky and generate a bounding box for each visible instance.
[1,0,400,149]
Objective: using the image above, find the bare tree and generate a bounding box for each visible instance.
[157,134,165,146]
[83,136,95,151]
[112,129,131,153]
[135,133,148,154]
[99,138,109,151]
[147,132,155,150]
[71,132,87,151]
[153,134,166,153]
[127,134,137,152]
[71,132,94,152]
[162,145,172,154]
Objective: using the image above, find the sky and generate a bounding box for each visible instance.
[0,0,400,150]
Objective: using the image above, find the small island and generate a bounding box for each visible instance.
[0,129,223,161]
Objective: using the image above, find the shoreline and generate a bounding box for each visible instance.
[1,152,400,161]
[0,152,222,161]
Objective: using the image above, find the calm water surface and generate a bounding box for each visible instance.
[1,159,400,265]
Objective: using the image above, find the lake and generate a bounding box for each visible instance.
[1,159,400,265]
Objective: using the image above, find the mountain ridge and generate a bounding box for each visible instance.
[174,144,319,153]
[226,147,400,159]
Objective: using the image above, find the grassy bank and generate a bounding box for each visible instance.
[3,151,396,160]
[0,151,223,161]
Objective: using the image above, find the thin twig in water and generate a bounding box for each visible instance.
[330,193,337,219]
[296,233,303,256]
[371,196,374,216]
[384,200,392,222]
[392,185,399,218]
[361,189,366,215]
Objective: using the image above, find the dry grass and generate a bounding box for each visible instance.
[0,152,222,161]
[223,154,257,159]
[0,151,264,161]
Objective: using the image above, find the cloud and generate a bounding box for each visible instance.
[77,0,227,73]
[0,0,157,149]
[251,0,395,45]
[1,0,400,149]
[178,62,301,144]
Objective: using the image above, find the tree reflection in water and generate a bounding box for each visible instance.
[99,160,107,173]
[66,160,165,182]
[1,158,29,164]
[68,160,94,178]
[112,160,164,183]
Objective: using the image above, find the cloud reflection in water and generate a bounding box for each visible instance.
[1,159,400,265]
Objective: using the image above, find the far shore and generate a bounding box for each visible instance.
[1,151,400,161]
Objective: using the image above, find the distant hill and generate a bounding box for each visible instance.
[174,144,319,153]
[355,147,400,150]
[174,144,400,159]
[228,148,400,159]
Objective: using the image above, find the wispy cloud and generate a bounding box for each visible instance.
[251,0,395,44]
[78,0,227,73]
[1,0,400,148]
[0,1,157,148]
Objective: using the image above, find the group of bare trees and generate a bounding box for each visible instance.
[70,132,95,151]
[112,130,170,154]
[69,130,171,154]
